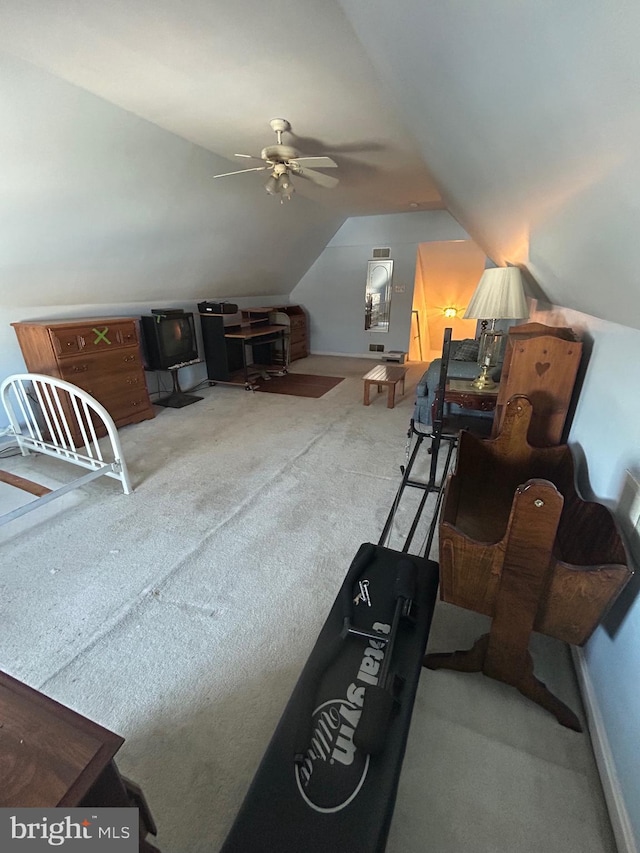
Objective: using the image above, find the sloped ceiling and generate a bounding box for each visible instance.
[0,0,442,216]
[338,0,640,330]
[2,0,639,327]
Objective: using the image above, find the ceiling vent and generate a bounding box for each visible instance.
[372,248,391,259]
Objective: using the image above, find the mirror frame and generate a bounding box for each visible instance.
[364,259,393,332]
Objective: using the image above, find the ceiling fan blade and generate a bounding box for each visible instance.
[213,166,268,179]
[294,167,339,189]
[234,153,264,161]
[289,156,337,169]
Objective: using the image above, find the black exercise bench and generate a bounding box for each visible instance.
[220,542,439,852]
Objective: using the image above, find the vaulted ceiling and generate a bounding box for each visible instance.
[2,0,640,328]
[0,0,443,217]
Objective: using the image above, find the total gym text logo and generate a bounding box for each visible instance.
[1,809,137,850]
[294,620,390,813]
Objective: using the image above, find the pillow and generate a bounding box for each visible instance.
[452,338,480,361]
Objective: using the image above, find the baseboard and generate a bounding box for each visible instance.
[572,647,638,853]
[312,350,403,360]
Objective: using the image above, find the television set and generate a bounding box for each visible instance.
[140,311,200,371]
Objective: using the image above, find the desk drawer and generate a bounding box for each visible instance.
[289,315,306,331]
[290,340,308,361]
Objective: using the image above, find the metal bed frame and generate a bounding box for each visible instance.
[0,373,132,527]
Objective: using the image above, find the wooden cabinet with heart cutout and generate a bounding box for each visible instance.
[491,322,582,446]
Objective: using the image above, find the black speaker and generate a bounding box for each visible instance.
[198,301,238,314]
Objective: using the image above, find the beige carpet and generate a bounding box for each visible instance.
[0,356,616,853]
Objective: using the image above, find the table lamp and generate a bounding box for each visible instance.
[463,266,529,389]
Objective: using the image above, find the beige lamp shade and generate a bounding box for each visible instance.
[463,266,529,320]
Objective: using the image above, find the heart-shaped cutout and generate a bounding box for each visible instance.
[535,362,551,377]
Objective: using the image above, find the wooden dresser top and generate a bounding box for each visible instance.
[0,671,123,807]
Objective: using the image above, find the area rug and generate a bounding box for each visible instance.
[255,372,344,398]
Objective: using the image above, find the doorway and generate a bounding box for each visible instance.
[409,240,486,362]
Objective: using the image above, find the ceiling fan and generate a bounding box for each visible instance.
[213,118,339,201]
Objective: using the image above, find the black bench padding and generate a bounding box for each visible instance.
[220,543,439,853]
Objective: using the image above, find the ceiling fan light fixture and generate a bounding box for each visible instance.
[264,174,279,195]
[277,172,295,202]
[277,171,292,191]
[214,118,340,195]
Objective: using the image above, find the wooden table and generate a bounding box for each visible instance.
[444,378,499,413]
[0,670,160,851]
[363,364,408,409]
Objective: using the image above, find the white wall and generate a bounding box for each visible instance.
[290,211,470,356]
[0,53,343,360]
[529,300,640,851]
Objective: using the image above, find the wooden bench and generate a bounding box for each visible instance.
[363,364,407,409]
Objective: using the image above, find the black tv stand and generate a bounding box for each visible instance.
[156,365,203,408]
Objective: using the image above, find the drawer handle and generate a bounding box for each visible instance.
[123,355,136,362]
[126,377,140,385]
[73,364,88,372]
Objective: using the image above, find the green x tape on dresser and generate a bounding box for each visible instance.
[92,327,111,345]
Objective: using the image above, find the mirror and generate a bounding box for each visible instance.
[364,259,393,332]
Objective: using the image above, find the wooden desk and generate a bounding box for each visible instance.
[201,310,287,389]
[225,324,287,388]
[363,364,408,409]
[223,323,287,341]
[0,671,160,851]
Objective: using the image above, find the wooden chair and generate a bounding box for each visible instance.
[379,328,493,554]
[424,395,632,729]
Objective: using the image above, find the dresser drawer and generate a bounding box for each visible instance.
[60,349,144,387]
[65,378,151,419]
[99,386,154,422]
[51,329,85,357]
[65,371,147,402]
[59,350,151,421]
[51,321,140,358]
[54,389,152,441]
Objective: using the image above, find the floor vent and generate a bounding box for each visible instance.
[369,343,385,352]
[372,248,391,259]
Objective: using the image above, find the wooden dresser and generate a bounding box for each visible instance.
[0,670,160,851]
[12,318,154,440]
